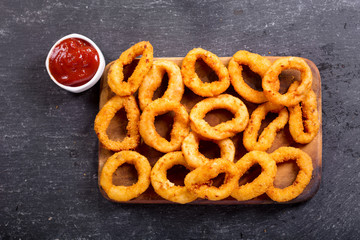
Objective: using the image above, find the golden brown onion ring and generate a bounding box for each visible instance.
[108,41,153,96]
[189,94,249,140]
[229,50,272,103]
[94,95,140,151]
[262,57,312,107]
[243,102,288,152]
[139,60,184,111]
[151,151,197,204]
[181,132,235,168]
[288,81,320,144]
[139,99,190,153]
[266,147,313,202]
[231,151,277,201]
[100,151,151,202]
[184,158,240,201]
[181,48,230,97]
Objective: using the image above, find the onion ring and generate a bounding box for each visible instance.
[189,94,249,140]
[184,158,240,201]
[139,99,190,153]
[108,41,153,96]
[100,151,151,202]
[181,48,230,97]
[151,151,197,204]
[262,57,312,107]
[266,147,313,202]
[138,60,184,111]
[243,102,288,151]
[94,95,140,151]
[228,50,272,103]
[288,81,320,144]
[181,132,235,168]
[231,151,277,201]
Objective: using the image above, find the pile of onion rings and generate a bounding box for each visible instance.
[95,43,319,204]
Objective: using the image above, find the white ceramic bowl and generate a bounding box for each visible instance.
[45,33,105,93]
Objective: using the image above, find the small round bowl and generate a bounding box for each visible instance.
[45,33,106,93]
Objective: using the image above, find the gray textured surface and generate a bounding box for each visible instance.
[0,0,359,239]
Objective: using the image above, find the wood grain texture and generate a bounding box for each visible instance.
[98,56,322,204]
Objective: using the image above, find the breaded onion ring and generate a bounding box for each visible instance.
[181,132,235,168]
[151,151,197,204]
[108,41,153,96]
[94,95,140,151]
[288,81,320,144]
[184,159,240,201]
[229,50,272,103]
[181,48,230,97]
[231,151,277,201]
[262,57,312,107]
[100,151,151,202]
[266,147,313,202]
[139,60,184,111]
[189,94,249,140]
[243,102,288,152]
[139,99,190,153]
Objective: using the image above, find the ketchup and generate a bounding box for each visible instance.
[49,38,99,87]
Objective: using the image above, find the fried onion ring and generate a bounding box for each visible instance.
[262,57,312,107]
[100,151,151,202]
[139,99,190,153]
[108,41,153,96]
[151,151,197,204]
[243,102,288,152]
[189,94,249,140]
[266,147,313,202]
[94,95,140,151]
[181,48,230,97]
[231,151,277,201]
[139,60,184,111]
[181,132,235,168]
[184,158,240,201]
[288,81,320,144]
[229,50,272,103]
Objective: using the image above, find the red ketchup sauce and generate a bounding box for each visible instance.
[49,38,100,87]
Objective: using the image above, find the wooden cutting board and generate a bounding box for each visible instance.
[97,56,322,204]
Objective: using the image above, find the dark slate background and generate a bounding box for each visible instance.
[1,0,359,239]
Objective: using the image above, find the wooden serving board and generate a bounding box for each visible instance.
[97,56,322,204]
